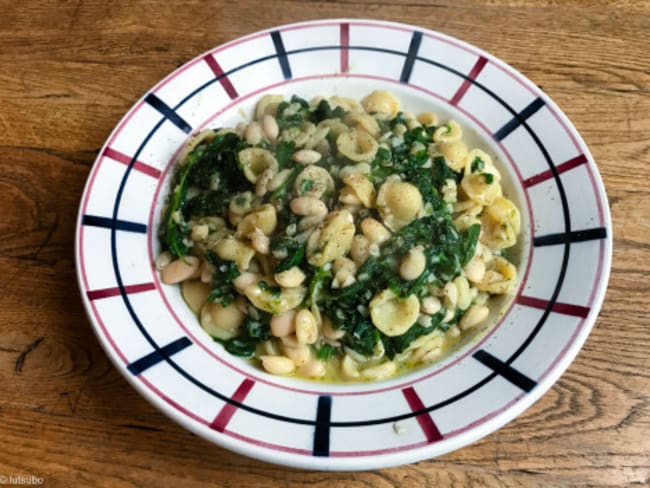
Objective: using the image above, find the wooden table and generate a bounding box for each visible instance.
[1,1,648,486]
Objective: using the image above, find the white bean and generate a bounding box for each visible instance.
[260,355,295,375]
[161,256,200,284]
[341,354,361,379]
[235,122,246,137]
[443,281,458,309]
[245,121,263,145]
[421,296,441,315]
[191,224,209,241]
[298,214,325,231]
[400,246,426,281]
[361,361,397,380]
[155,251,173,271]
[322,317,345,340]
[282,343,311,366]
[262,339,279,356]
[459,305,489,330]
[274,266,306,288]
[290,196,328,217]
[200,261,215,284]
[270,310,296,337]
[441,307,455,324]
[232,272,259,293]
[360,218,391,244]
[262,114,279,140]
[292,149,322,165]
[454,275,472,311]
[255,168,274,197]
[295,309,318,345]
[249,227,270,255]
[299,359,326,378]
[350,235,371,266]
[447,325,461,338]
[465,257,486,283]
[267,168,292,192]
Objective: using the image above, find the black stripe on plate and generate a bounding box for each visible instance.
[144,93,192,134]
[127,337,192,375]
[270,31,292,80]
[400,31,423,83]
[473,350,537,393]
[82,215,147,233]
[313,396,332,457]
[534,227,607,247]
[493,97,545,141]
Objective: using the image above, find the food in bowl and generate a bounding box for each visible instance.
[156,91,521,382]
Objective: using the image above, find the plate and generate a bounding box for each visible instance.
[75,19,612,470]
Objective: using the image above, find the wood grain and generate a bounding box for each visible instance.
[0,1,648,486]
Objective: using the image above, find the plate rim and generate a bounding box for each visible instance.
[75,17,613,470]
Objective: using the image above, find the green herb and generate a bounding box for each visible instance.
[381,310,445,358]
[243,317,271,341]
[162,132,252,257]
[299,178,315,194]
[276,95,310,130]
[205,251,241,306]
[483,173,494,184]
[432,155,460,189]
[316,343,338,361]
[275,140,295,169]
[306,266,332,307]
[187,132,249,191]
[403,125,434,146]
[258,280,281,298]
[269,163,301,204]
[271,236,306,273]
[220,310,272,357]
[161,146,205,257]
[311,99,346,123]
[223,338,256,358]
[471,156,485,173]
[342,318,379,357]
[459,223,481,266]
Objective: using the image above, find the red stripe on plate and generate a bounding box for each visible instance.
[340,23,350,73]
[449,56,487,106]
[210,378,255,432]
[203,55,239,100]
[402,387,443,443]
[523,154,588,187]
[87,282,156,300]
[517,295,590,318]
[103,147,161,179]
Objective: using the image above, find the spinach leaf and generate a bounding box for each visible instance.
[223,338,256,358]
[162,145,206,257]
[306,266,332,308]
[205,251,241,306]
[431,155,460,189]
[271,236,306,273]
[275,140,295,169]
[341,318,379,357]
[221,311,272,358]
[187,132,249,192]
[460,223,481,266]
[316,343,339,361]
[311,99,346,123]
[276,96,310,130]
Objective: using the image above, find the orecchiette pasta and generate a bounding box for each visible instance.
[336,129,379,162]
[158,91,522,383]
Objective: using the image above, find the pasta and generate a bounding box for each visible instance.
[158,91,521,382]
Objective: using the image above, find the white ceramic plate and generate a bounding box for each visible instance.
[75,19,612,470]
